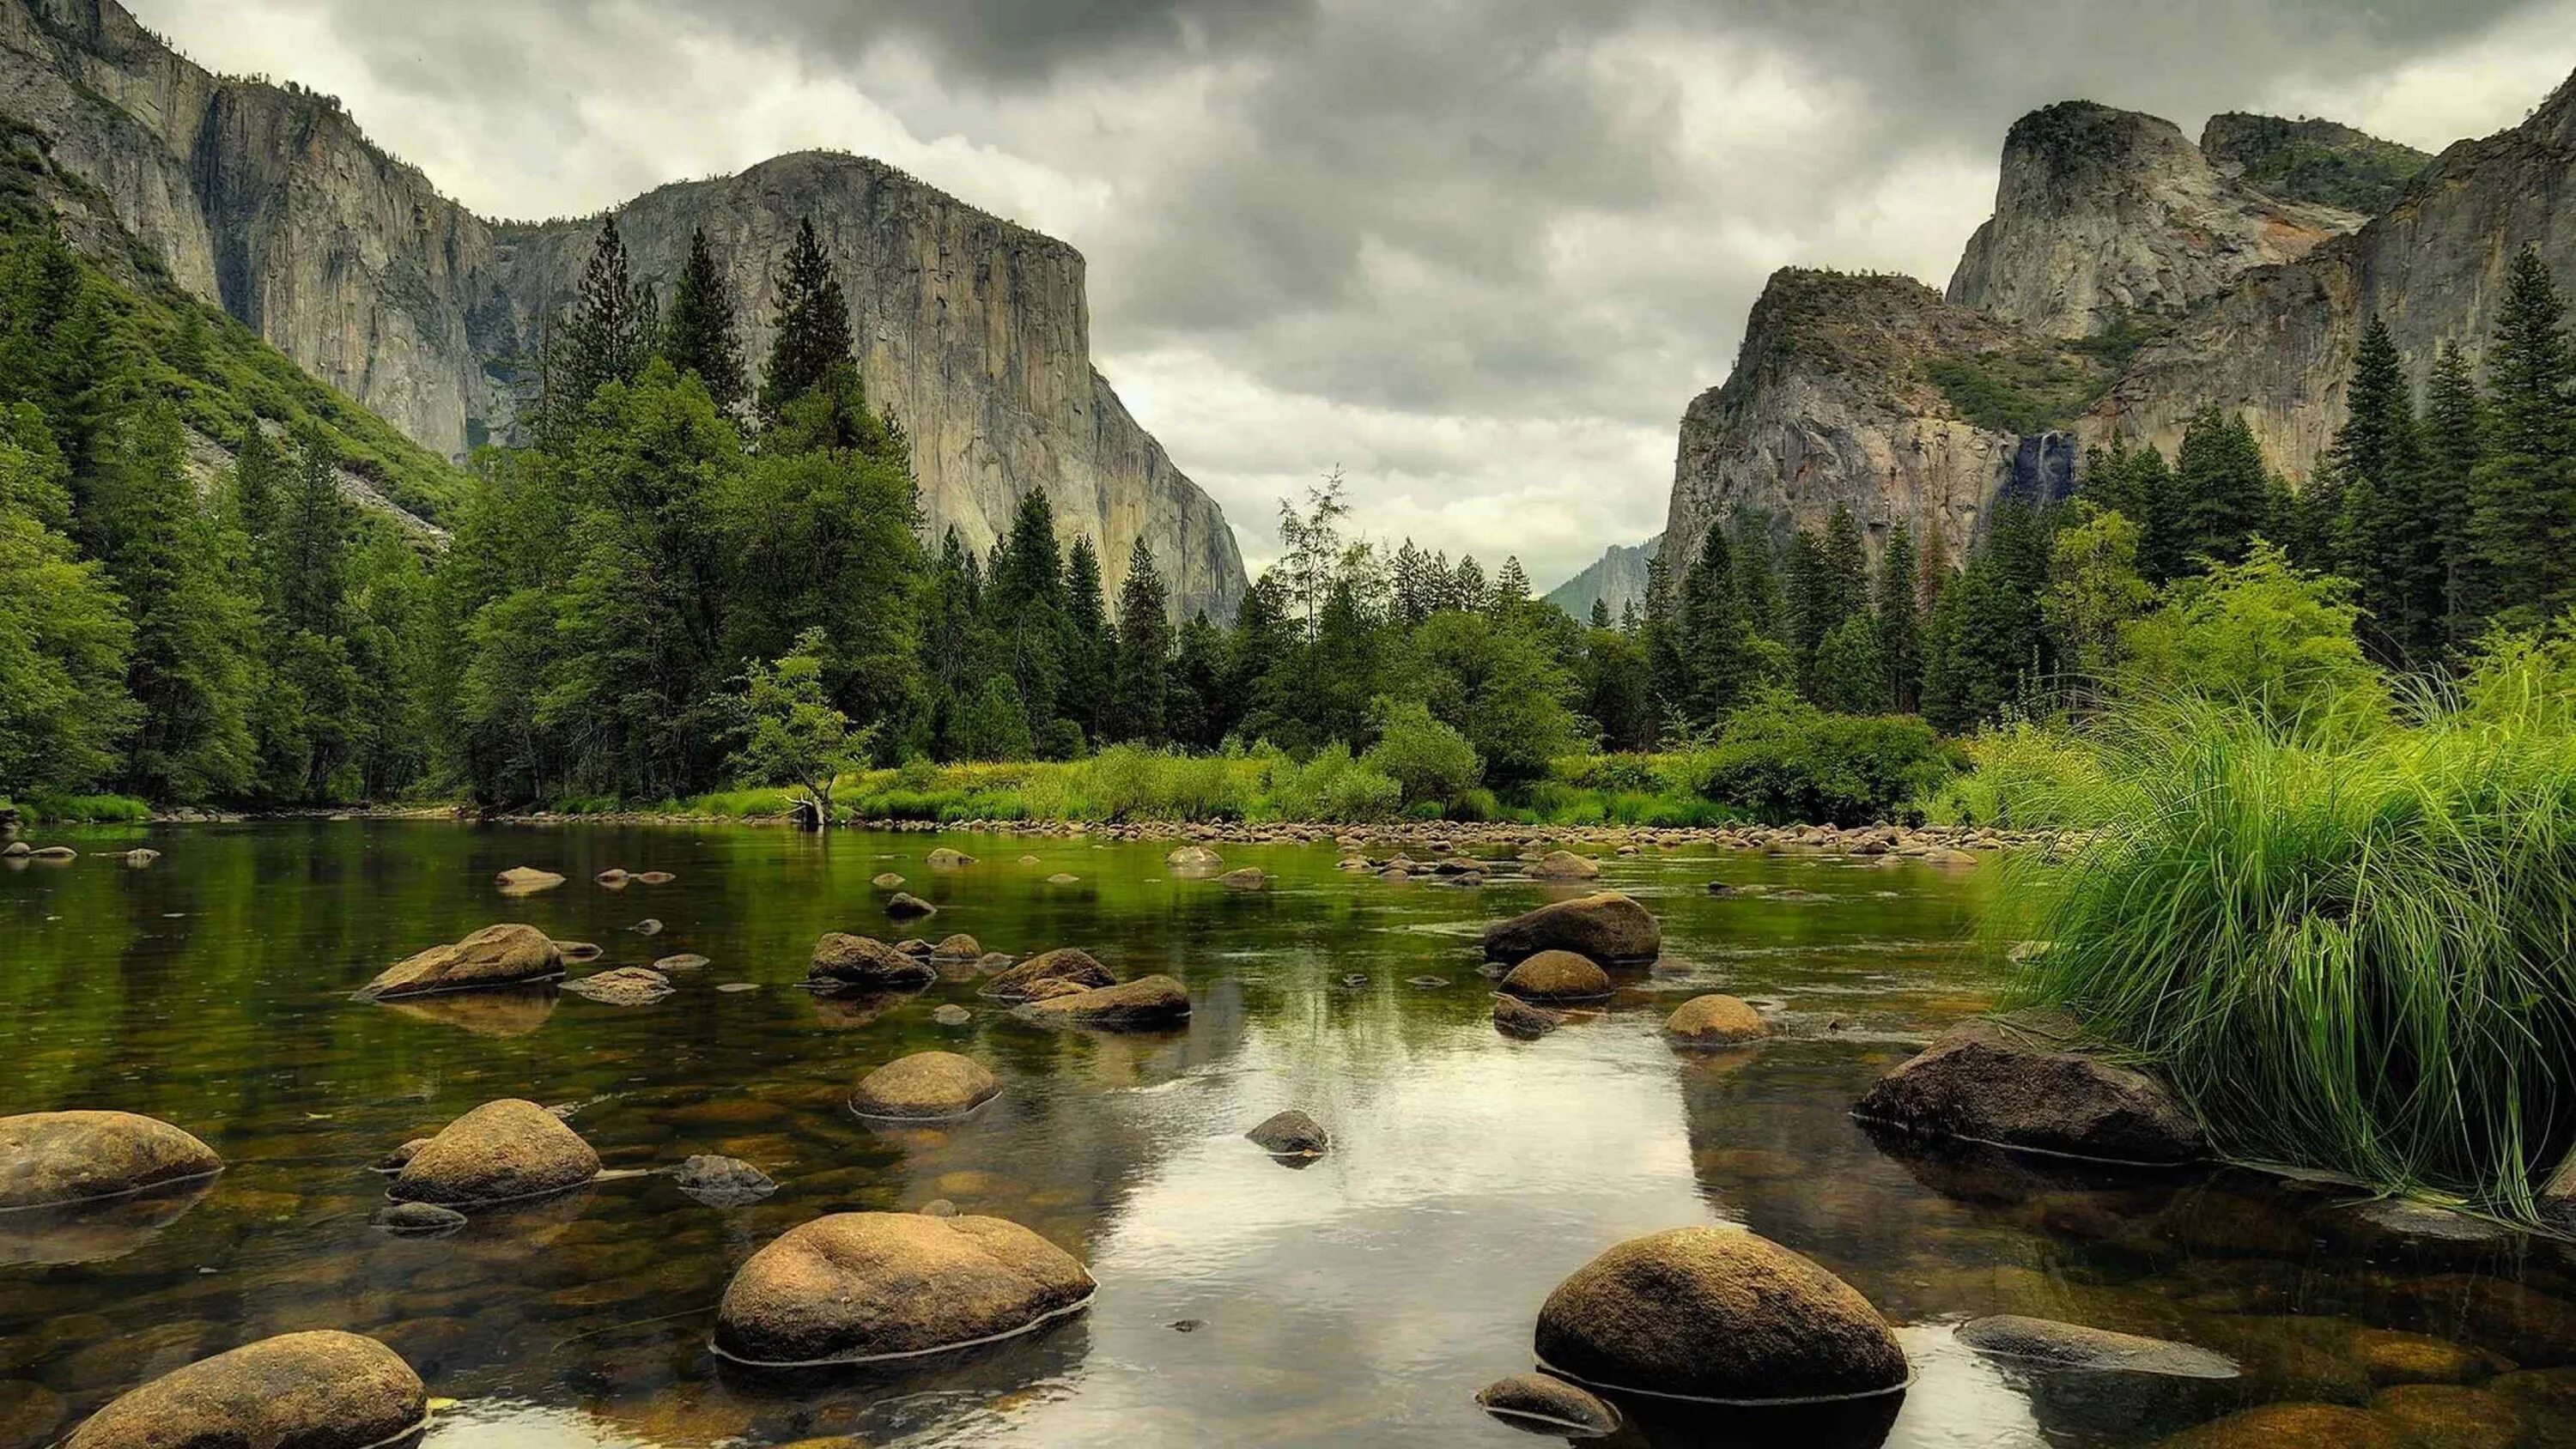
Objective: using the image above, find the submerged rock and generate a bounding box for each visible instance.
[1957,1315,2237,1378]
[495,864,566,894]
[62,1331,426,1449]
[388,1099,599,1207]
[852,1052,1001,1119]
[633,870,676,885]
[1017,975,1191,1029]
[1482,892,1661,967]
[0,1111,222,1209]
[1665,994,1766,1046]
[933,1003,973,1027]
[561,967,673,1006]
[361,923,562,999]
[1166,845,1224,875]
[594,868,629,887]
[120,848,159,867]
[1475,1373,1620,1436]
[1046,872,1082,885]
[674,1155,778,1207]
[1534,1227,1909,1404]
[981,947,1115,1002]
[809,932,936,988]
[2154,1403,2412,1448]
[886,892,939,920]
[629,918,663,936]
[1498,950,1612,1003]
[27,846,76,862]
[1493,996,1564,1038]
[653,953,710,971]
[1217,866,1270,890]
[872,872,907,889]
[554,939,605,962]
[2368,1384,2519,1449]
[375,1137,432,1173]
[373,1202,467,1237]
[712,1212,1094,1366]
[926,847,975,870]
[932,933,983,960]
[1247,1110,1329,1157]
[1851,1011,2206,1165]
[2318,1199,2521,1261]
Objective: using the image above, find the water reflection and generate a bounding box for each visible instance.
[3,822,2572,1446]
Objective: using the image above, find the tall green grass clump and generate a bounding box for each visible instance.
[2008,637,2576,1216]
[1917,718,2111,828]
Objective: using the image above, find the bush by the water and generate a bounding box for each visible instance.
[1915,719,2110,828]
[2005,632,2576,1215]
[1682,691,1959,826]
[3,792,152,823]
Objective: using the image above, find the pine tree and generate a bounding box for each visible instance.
[1819,503,1870,633]
[1453,555,1488,607]
[1061,534,1110,744]
[1492,556,1532,613]
[0,403,137,793]
[277,429,350,637]
[762,218,855,419]
[1729,510,1781,637]
[2328,317,2439,664]
[1169,609,1226,749]
[2174,409,2271,572]
[2468,246,2576,628]
[1874,521,1921,713]
[1677,519,1752,726]
[1589,597,1612,629]
[555,215,652,424]
[663,227,746,411]
[1392,538,1440,626]
[1109,541,1172,743]
[1812,616,1886,715]
[2418,342,2486,640]
[988,488,1067,732]
[231,423,285,609]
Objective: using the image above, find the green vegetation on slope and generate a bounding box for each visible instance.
[2201,112,2433,215]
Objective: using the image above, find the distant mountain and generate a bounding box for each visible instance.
[0,0,1246,621]
[1544,535,1662,621]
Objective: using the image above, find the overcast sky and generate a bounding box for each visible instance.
[136,0,2576,585]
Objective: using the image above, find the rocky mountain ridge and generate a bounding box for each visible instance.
[1542,533,1662,621]
[0,0,1246,621]
[1659,70,2576,591]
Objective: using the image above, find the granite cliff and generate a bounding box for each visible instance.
[1542,534,1662,622]
[1660,75,2569,588]
[0,0,1246,620]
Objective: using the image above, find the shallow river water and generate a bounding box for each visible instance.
[4,822,2576,1447]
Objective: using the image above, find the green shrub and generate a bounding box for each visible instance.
[2006,636,2576,1216]
[1916,719,2111,828]
[1684,691,1959,826]
[15,792,150,823]
[1363,700,1482,806]
[1264,743,1401,822]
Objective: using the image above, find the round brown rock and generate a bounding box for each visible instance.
[981,947,1115,1002]
[63,1331,426,1449]
[1166,845,1224,875]
[1665,994,1765,1046]
[1493,996,1564,1038]
[886,892,938,920]
[712,1212,1095,1366]
[872,872,906,889]
[494,864,565,892]
[0,1112,222,1209]
[926,847,975,870]
[387,1099,599,1207]
[560,967,673,1006]
[1499,951,1612,1003]
[1483,892,1661,966]
[1246,1110,1329,1156]
[932,934,983,960]
[2154,1403,2412,1449]
[809,933,935,988]
[1016,975,1191,1028]
[361,923,562,999]
[1851,1011,2206,1165]
[1529,850,1602,880]
[1534,1227,1908,1404]
[1476,1372,1620,1436]
[852,1052,1001,1119]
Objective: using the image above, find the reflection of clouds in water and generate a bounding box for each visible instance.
[425,1401,638,1448]
[979,1014,1714,1446]
[1886,1325,2047,1449]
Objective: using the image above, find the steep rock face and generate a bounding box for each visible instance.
[489,155,1244,619]
[1657,270,2040,585]
[2090,74,2576,482]
[0,0,1245,620]
[1947,100,2363,338]
[1542,533,1660,621]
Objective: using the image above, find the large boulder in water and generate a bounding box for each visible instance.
[494,864,566,894]
[1851,1012,2206,1165]
[1666,994,1766,1046]
[1247,1110,1329,1157]
[1957,1315,2237,1378]
[361,924,562,999]
[387,1099,598,1207]
[63,1331,426,1449]
[1017,975,1191,1029]
[0,1112,221,1210]
[809,933,936,988]
[981,947,1115,1002]
[926,847,975,870]
[1483,892,1660,966]
[712,1211,1095,1366]
[1499,950,1612,1003]
[1166,845,1224,876]
[885,892,939,920]
[1529,850,1601,880]
[1534,1227,1908,1404]
[852,1052,1001,1119]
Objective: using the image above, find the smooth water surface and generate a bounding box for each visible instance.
[4,822,2575,1447]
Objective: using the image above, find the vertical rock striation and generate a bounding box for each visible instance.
[0,0,1245,620]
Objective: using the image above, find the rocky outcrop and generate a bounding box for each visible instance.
[2199,113,2432,215]
[1015,974,1191,1029]
[1947,101,2364,339]
[1656,270,2050,585]
[981,947,1115,1001]
[1542,534,1661,622]
[0,0,1246,620]
[0,1111,220,1208]
[1851,1012,2207,1165]
[2087,73,2576,483]
[1483,892,1661,967]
